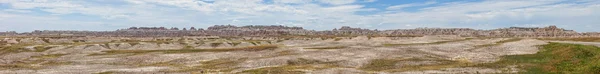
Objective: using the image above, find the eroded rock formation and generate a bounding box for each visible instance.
[1,25,598,37]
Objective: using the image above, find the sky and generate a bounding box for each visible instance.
[0,0,599,32]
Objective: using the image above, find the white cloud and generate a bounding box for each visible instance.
[377,0,600,31]
[273,0,312,4]
[386,1,436,10]
[317,0,356,5]
[2,9,32,13]
[323,5,364,12]
[364,0,377,2]
[4,0,81,9]
[0,0,600,32]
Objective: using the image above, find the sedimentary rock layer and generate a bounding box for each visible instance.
[2,25,599,37]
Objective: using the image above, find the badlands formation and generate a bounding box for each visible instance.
[0,25,599,74]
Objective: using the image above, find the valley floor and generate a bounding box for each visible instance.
[0,36,599,74]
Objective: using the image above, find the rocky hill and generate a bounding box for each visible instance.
[2,25,598,37]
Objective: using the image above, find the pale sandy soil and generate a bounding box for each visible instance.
[0,36,557,74]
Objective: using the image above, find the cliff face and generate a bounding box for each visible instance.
[4,25,598,37]
[0,31,17,36]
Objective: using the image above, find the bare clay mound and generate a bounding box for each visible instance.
[0,36,551,74]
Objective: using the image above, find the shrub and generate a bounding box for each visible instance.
[41,38,50,43]
[210,42,222,48]
[334,38,342,41]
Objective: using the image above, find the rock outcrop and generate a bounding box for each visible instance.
[2,25,599,37]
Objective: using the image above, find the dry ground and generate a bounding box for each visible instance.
[0,36,592,74]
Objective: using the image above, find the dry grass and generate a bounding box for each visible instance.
[473,38,522,48]
[41,38,51,43]
[383,38,474,46]
[0,59,71,70]
[94,71,116,74]
[538,37,600,42]
[240,66,306,74]
[39,60,73,66]
[169,58,247,73]
[33,46,57,52]
[304,46,347,50]
[209,42,222,47]
[227,42,241,46]
[88,45,278,56]
[241,58,339,74]
[127,42,140,46]
[333,38,343,41]
[31,54,67,59]
[360,58,470,72]
[0,44,28,55]
[368,35,424,38]
[0,63,40,70]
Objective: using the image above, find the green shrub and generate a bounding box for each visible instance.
[473,43,600,74]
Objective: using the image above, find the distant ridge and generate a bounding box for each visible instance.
[1,25,599,37]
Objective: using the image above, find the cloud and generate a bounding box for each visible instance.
[317,0,356,5]
[386,1,436,10]
[364,0,377,2]
[3,0,80,9]
[377,0,600,31]
[2,9,32,13]
[0,0,599,32]
[273,0,312,4]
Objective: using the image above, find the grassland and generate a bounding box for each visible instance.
[360,58,469,72]
[472,43,600,74]
[240,58,339,74]
[383,38,474,46]
[539,37,600,42]
[472,38,522,49]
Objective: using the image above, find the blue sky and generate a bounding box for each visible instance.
[1,0,599,32]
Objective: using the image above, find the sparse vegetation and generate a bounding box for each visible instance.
[249,42,258,45]
[241,66,306,74]
[170,58,247,72]
[333,38,342,41]
[194,42,204,45]
[472,43,600,74]
[128,42,140,46]
[361,59,400,71]
[94,71,116,74]
[304,46,347,50]
[473,38,522,48]
[3,36,599,73]
[41,38,51,43]
[0,45,28,55]
[228,42,241,46]
[241,58,338,74]
[31,54,67,59]
[120,39,141,42]
[102,43,111,49]
[538,37,600,42]
[361,58,467,72]
[89,45,278,56]
[210,42,222,47]
[383,38,474,46]
[184,45,194,49]
[84,45,96,49]
[72,40,86,43]
[33,46,56,52]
